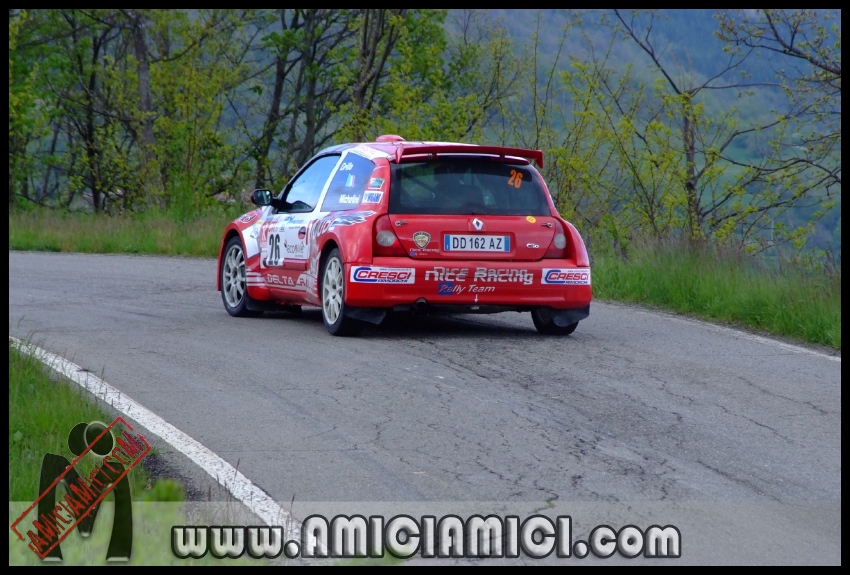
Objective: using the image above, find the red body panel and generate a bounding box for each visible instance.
[389,215,556,261]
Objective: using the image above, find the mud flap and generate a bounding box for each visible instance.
[344,307,387,325]
[551,305,590,327]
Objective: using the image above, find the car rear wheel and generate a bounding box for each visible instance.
[321,248,366,336]
[531,308,578,335]
[221,236,263,317]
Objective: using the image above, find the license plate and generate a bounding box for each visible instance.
[444,234,511,252]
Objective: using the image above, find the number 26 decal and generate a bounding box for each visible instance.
[267,232,281,266]
[507,170,523,188]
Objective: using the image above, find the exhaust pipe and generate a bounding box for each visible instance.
[414,298,428,311]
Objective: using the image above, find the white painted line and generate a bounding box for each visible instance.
[623,307,841,363]
[9,336,302,541]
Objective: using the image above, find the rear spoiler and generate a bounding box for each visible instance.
[394,145,544,168]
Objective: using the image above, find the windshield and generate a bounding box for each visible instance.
[389,158,551,216]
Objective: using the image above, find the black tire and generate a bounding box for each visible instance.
[320,248,366,336]
[220,236,263,317]
[531,308,578,335]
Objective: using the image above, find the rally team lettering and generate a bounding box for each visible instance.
[425,267,534,286]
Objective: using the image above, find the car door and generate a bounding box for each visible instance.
[259,154,341,295]
[295,150,380,303]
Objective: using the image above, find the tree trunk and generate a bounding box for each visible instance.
[129,10,161,207]
[84,41,102,212]
[682,98,699,240]
[254,9,292,189]
[297,10,319,167]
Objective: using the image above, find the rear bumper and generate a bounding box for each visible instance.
[344,257,592,310]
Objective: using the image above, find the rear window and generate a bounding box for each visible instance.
[389,158,551,216]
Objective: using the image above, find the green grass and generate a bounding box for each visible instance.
[9,210,233,257]
[592,240,841,349]
[9,340,157,501]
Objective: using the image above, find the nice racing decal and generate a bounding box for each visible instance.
[424,266,534,286]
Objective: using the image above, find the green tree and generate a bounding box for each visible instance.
[8,9,254,213]
[9,10,49,207]
[576,9,839,250]
[239,9,520,193]
[717,9,840,194]
[716,9,840,256]
[342,9,520,142]
[242,9,360,189]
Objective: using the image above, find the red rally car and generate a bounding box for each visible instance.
[217,136,592,336]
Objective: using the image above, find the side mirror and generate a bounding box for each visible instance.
[250,189,273,206]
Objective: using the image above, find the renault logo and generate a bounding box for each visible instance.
[472,218,484,231]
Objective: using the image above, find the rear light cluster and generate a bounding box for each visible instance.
[544,219,569,259]
[372,215,407,257]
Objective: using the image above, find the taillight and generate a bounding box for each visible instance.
[372,215,407,257]
[544,219,569,258]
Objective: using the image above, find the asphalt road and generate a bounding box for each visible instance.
[9,251,841,564]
